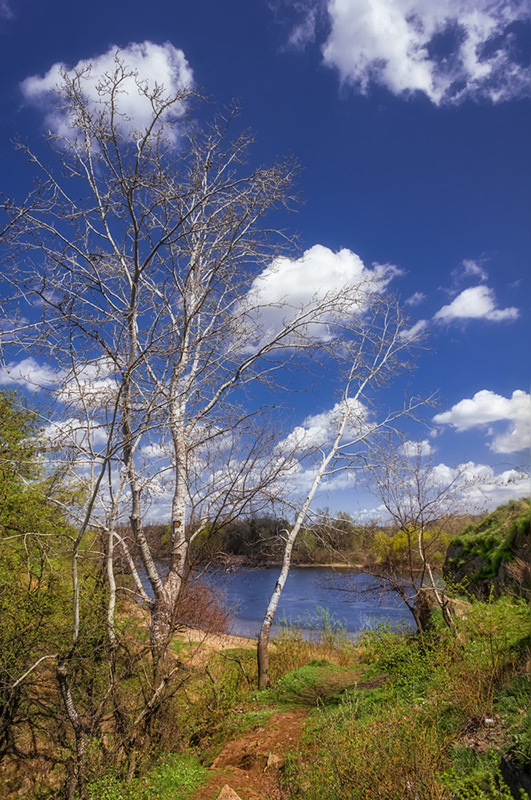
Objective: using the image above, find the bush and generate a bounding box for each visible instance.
[282,595,529,800]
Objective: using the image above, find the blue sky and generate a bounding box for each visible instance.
[0,0,529,518]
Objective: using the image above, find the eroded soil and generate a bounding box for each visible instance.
[191,710,307,800]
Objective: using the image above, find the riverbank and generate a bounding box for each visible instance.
[215,555,365,569]
[179,625,257,649]
[110,595,531,800]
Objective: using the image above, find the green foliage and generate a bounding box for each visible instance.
[447,499,530,583]
[442,753,517,800]
[282,595,529,800]
[370,523,451,570]
[360,623,435,700]
[0,392,78,761]
[86,754,209,800]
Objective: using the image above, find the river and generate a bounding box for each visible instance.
[201,566,414,638]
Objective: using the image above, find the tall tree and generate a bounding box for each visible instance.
[256,297,423,688]
[2,55,404,685]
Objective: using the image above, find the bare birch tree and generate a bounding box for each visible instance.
[257,296,425,688]
[360,436,487,630]
[0,51,416,764]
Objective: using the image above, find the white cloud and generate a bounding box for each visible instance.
[289,4,319,47]
[21,41,193,141]
[56,358,119,408]
[361,461,529,518]
[429,462,530,509]
[0,0,13,18]
[401,438,433,457]
[434,389,531,454]
[399,318,428,340]
[0,317,29,343]
[42,417,108,451]
[405,291,425,306]
[244,244,400,340]
[0,355,120,405]
[433,285,519,322]
[459,259,488,282]
[319,0,530,104]
[0,357,61,391]
[278,398,371,455]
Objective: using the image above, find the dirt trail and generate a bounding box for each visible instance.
[191,710,306,800]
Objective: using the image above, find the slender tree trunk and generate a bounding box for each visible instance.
[257,400,354,689]
[257,533,296,690]
[57,662,88,799]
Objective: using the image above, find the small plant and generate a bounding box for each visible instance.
[86,754,209,800]
[442,753,517,799]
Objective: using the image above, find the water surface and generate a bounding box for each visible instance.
[203,566,413,638]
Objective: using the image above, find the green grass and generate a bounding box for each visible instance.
[448,498,530,582]
[280,595,530,800]
[86,753,209,800]
[224,708,274,736]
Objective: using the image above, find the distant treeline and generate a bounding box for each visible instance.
[115,511,480,571]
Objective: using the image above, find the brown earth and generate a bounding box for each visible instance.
[191,710,307,800]
[179,628,307,798]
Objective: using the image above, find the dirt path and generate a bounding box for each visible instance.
[191,710,307,800]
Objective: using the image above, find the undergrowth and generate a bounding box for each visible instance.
[86,753,209,800]
[10,592,528,799]
[282,596,530,800]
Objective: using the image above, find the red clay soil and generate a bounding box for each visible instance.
[191,710,307,800]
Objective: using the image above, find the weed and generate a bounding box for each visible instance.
[225,708,274,736]
[442,753,518,799]
[270,607,355,680]
[86,753,209,800]
[281,595,530,800]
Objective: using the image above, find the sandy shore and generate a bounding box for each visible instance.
[179,626,257,651]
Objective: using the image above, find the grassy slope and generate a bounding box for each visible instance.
[444,498,530,593]
[78,595,529,800]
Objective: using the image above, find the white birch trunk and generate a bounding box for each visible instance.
[257,404,353,689]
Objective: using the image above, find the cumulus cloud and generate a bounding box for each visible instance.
[284,461,359,497]
[431,462,530,508]
[433,389,531,454]
[21,41,193,140]
[433,285,519,322]
[56,358,119,408]
[0,357,61,391]
[42,417,109,451]
[361,460,529,518]
[279,398,371,454]
[319,0,530,104]
[401,438,433,457]
[0,355,121,404]
[244,244,400,340]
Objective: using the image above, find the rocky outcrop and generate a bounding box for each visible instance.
[443,499,530,599]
